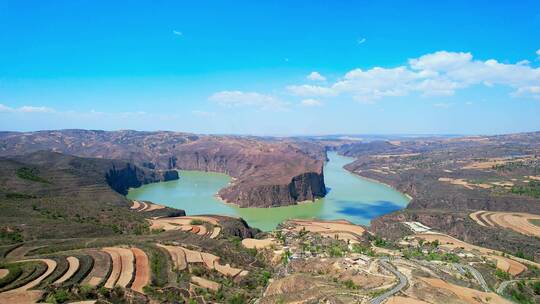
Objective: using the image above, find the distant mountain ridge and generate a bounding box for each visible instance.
[0,129,327,207]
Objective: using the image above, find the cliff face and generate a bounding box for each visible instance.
[219,170,326,208]
[105,164,179,195]
[0,130,328,208]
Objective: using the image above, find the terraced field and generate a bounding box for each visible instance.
[470,210,540,237]
[413,233,539,276]
[0,245,152,302]
[157,243,248,291]
[130,248,150,293]
[419,277,510,304]
[130,200,166,212]
[283,219,367,243]
[150,216,223,239]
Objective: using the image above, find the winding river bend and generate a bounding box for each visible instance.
[127,152,410,231]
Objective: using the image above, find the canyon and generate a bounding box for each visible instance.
[0,130,326,208]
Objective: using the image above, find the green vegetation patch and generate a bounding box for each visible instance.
[508,280,537,304]
[511,181,540,199]
[495,268,511,280]
[0,228,24,244]
[0,261,47,292]
[190,219,205,225]
[64,254,93,286]
[529,219,540,227]
[0,263,23,288]
[16,167,50,184]
[39,256,69,287]
[5,192,37,199]
[147,245,171,287]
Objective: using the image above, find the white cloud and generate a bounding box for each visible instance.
[358,38,366,44]
[209,91,288,110]
[287,50,540,101]
[287,84,336,97]
[512,86,540,99]
[0,104,55,113]
[300,99,322,107]
[536,49,540,56]
[173,30,183,36]
[307,71,326,81]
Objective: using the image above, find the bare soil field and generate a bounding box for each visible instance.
[201,252,219,269]
[214,262,243,277]
[132,200,166,212]
[130,248,149,293]
[470,211,540,237]
[191,226,201,234]
[0,290,44,303]
[53,256,79,284]
[210,227,221,239]
[144,202,165,212]
[130,200,141,210]
[102,248,121,288]
[150,216,221,238]
[420,277,511,304]
[438,177,493,190]
[156,244,187,271]
[157,244,247,278]
[82,249,111,287]
[287,219,366,242]
[0,269,8,279]
[242,238,276,249]
[462,156,533,170]
[114,247,134,287]
[191,275,220,291]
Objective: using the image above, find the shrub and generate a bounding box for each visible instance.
[343,279,357,289]
[190,219,204,225]
[5,192,37,199]
[16,167,50,183]
[0,263,23,288]
[0,229,24,243]
[495,269,511,280]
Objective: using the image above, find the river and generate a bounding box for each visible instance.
[127,152,410,231]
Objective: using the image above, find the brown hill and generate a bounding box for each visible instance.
[0,130,327,207]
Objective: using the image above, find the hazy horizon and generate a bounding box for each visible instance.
[0,127,529,138]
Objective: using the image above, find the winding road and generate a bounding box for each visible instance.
[369,259,408,304]
[496,280,517,295]
[454,263,490,292]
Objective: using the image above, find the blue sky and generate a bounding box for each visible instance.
[1,1,539,135]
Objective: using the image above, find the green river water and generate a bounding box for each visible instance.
[127,152,410,231]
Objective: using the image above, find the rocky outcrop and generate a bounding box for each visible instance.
[219,170,326,208]
[105,164,179,195]
[213,215,262,239]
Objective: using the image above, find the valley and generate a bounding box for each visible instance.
[0,130,539,303]
[127,152,409,231]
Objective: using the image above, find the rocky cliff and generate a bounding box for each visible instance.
[105,163,179,195]
[219,170,326,208]
[0,130,328,208]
